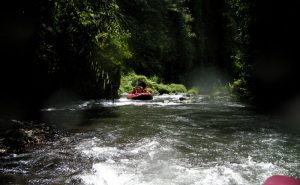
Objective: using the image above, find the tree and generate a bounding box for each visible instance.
[0,0,131,119]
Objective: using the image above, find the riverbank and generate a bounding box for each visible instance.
[0,120,57,155]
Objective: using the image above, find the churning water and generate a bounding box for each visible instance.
[1,95,299,185]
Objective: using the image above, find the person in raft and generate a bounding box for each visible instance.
[132,86,146,94]
[132,81,147,94]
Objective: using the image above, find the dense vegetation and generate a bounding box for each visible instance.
[119,72,189,95]
[1,0,130,120]
[1,0,299,120]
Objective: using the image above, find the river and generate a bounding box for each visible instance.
[0,95,299,185]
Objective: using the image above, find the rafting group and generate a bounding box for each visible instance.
[127,81,153,100]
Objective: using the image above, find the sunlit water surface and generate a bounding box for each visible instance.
[1,95,299,185]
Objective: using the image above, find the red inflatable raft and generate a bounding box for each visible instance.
[263,175,300,185]
[127,92,153,100]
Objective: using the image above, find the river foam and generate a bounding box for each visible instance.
[77,136,288,185]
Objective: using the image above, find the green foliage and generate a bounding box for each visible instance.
[35,0,131,99]
[223,0,254,99]
[117,0,195,83]
[228,78,250,99]
[187,87,199,95]
[168,84,187,93]
[118,72,148,94]
[119,72,188,95]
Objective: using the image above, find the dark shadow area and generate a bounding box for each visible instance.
[249,1,300,110]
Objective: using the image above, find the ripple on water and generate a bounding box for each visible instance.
[1,95,299,185]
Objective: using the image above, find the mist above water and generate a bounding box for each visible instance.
[186,66,230,94]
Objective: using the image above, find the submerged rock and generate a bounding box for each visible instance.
[179,97,187,101]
